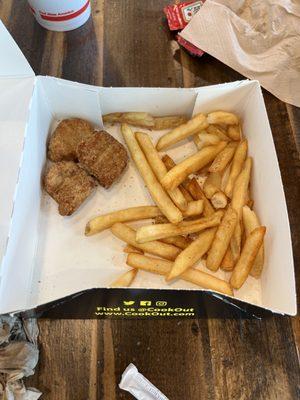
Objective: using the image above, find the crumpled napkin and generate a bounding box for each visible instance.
[0,316,41,400]
[180,0,300,106]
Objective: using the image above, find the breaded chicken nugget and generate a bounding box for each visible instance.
[77,131,128,189]
[48,118,94,162]
[44,161,96,216]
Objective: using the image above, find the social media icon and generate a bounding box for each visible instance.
[156,301,167,306]
[123,300,135,306]
[140,300,151,306]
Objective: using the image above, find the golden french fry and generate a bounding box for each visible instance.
[224,139,248,197]
[156,113,208,151]
[136,211,223,243]
[85,206,162,236]
[242,206,264,278]
[161,235,192,249]
[111,223,181,261]
[208,142,237,173]
[161,155,192,191]
[220,247,235,271]
[211,191,228,209]
[227,125,241,141]
[102,112,123,123]
[207,111,239,126]
[123,245,143,254]
[183,200,203,217]
[153,215,168,224]
[230,226,266,289]
[186,178,215,217]
[231,157,252,219]
[135,132,188,211]
[206,207,238,271]
[153,115,188,130]
[103,112,155,128]
[126,253,233,296]
[193,131,220,150]
[167,227,217,280]
[161,142,227,191]
[207,125,230,141]
[121,124,183,223]
[110,268,138,287]
[203,172,222,199]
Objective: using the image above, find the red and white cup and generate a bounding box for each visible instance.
[28,0,91,31]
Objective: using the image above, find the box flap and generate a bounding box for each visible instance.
[0,20,34,77]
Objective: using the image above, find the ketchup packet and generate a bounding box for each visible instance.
[164,1,204,31]
[164,1,205,57]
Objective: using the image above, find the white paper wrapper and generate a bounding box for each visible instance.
[119,364,168,400]
[180,0,300,107]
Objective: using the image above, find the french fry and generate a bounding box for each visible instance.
[161,141,227,191]
[203,172,222,199]
[121,124,183,223]
[211,192,228,209]
[227,125,242,141]
[123,245,143,254]
[207,125,230,141]
[161,235,192,249]
[136,211,223,243]
[231,157,252,219]
[183,200,203,217]
[242,206,264,278]
[224,139,248,197]
[206,207,238,271]
[85,206,162,236]
[126,253,233,296]
[230,227,266,289]
[153,215,168,224]
[111,223,181,261]
[167,227,217,280]
[153,116,188,130]
[207,111,239,126]
[110,268,138,287]
[156,113,208,151]
[161,154,192,191]
[103,112,155,128]
[220,247,235,271]
[208,142,237,173]
[136,132,188,211]
[186,178,215,217]
[193,132,220,150]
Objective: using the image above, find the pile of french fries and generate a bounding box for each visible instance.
[87,111,266,297]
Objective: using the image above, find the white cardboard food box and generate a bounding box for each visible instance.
[0,21,296,317]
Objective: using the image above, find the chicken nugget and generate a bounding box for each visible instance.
[77,131,128,189]
[44,161,96,216]
[48,118,94,162]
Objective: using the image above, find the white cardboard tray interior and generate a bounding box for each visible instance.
[0,21,296,315]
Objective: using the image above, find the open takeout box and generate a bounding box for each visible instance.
[0,21,296,318]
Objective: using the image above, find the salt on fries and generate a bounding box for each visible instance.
[88,108,267,295]
[127,253,233,296]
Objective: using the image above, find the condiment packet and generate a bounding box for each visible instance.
[119,363,169,400]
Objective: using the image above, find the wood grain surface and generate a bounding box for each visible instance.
[1,1,299,399]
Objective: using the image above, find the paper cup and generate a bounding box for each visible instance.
[28,0,91,32]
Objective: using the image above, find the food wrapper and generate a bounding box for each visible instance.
[180,0,300,106]
[119,364,168,400]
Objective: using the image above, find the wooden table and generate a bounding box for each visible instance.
[1,1,299,399]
